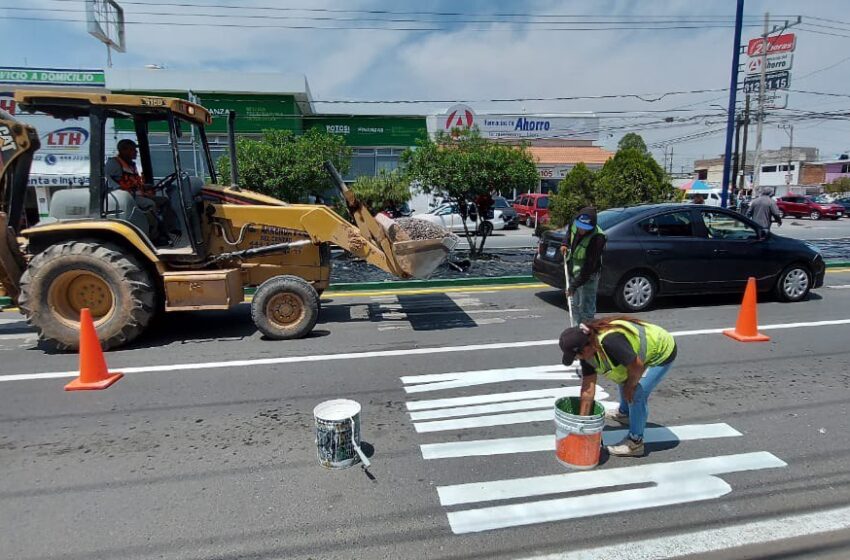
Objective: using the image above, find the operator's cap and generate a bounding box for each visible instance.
[559,326,590,366]
[574,206,597,231]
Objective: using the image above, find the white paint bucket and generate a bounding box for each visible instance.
[313,399,362,469]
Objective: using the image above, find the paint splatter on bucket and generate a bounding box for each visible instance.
[314,399,362,469]
[554,396,605,470]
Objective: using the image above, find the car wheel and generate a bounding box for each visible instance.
[775,265,811,302]
[615,272,657,312]
[477,221,494,237]
[810,210,821,220]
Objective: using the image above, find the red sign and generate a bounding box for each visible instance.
[747,34,796,57]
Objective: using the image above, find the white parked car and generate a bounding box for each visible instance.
[418,203,506,235]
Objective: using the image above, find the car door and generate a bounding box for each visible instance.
[697,208,774,292]
[636,209,712,294]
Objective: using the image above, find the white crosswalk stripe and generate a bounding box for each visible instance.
[400,363,787,535]
[370,292,540,331]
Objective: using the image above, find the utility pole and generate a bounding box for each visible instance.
[732,108,743,200]
[738,95,751,194]
[669,146,674,174]
[751,14,802,193]
[780,123,794,185]
[752,12,769,194]
[720,0,745,208]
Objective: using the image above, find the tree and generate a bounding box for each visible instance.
[595,147,674,210]
[217,128,351,202]
[350,169,411,214]
[617,132,649,154]
[549,163,596,228]
[402,128,538,256]
[825,177,850,195]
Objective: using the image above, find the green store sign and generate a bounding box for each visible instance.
[304,116,427,146]
[0,67,105,87]
[196,93,301,134]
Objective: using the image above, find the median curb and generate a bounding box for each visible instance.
[0,296,11,308]
[826,259,850,268]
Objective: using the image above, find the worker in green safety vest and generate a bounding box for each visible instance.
[560,207,606,326]
[559,316,677,457]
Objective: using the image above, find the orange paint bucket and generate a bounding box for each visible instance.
[554,397,605,470]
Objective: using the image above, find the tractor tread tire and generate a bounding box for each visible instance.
[251,275,319,340]
[18,241,155,351]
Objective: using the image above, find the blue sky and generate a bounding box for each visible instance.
[4,0,850,171]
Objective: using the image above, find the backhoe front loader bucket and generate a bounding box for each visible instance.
[324,162,456,279]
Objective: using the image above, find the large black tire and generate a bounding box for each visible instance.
[774,264,812,302]
[614,271,657,312]
[18,241,156,351]
[251,275,319,340]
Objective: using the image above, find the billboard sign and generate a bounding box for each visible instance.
[747,33,796,56]
[430,105,599,141]
[0,67,105,88]
[0,92,90,187]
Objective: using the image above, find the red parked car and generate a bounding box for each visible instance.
[776,195,845,220]
[512,193,550,227]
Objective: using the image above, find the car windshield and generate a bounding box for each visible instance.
[598,208,635,229]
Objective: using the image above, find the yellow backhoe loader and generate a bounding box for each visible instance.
[0,90,455,350]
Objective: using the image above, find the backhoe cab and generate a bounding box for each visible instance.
[0,90,455,350]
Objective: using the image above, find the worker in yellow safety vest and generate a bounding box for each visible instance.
[559,316,677,457]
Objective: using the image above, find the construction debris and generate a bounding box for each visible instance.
[395,218,457,242]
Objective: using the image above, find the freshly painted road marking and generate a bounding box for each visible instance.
[415,409,563,433]
[517,504,850,560]
[327,283,545,298]
[419,423,742,460]
[402,364,578,393]
[3,317,850,382]
[406,387,581,410]
[827,284,850,289]
[0,333,36,341]
[442,452,786,533]
[409,397,556,421]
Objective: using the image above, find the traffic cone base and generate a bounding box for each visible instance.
[64,307,123,391]
[64,372,123,391]
[725,276,770,343]
[723,329,770,342]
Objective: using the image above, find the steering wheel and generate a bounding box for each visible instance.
[154,172,179,192]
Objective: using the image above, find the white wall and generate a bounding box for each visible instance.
[759,162,800,187]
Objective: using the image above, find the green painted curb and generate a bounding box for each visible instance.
[0,296,12,308]
[325,275,538,292]
[826,260,850,268]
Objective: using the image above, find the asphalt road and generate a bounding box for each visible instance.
[1,269,850,559]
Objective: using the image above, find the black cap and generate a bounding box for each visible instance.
[559,326,590,366]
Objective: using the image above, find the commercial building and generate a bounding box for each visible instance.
[2,66,613,220]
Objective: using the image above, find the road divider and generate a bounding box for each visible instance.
[3,317,850,383]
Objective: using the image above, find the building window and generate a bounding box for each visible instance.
[762,165,777,173]
[697,169,708,180]
[841,163,850,173]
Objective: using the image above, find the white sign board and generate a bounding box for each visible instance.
[429,104,599,141]
[1,92,90,188]
[746,53,793,75]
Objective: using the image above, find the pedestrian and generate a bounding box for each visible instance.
[559,316,677,457]
[747,187,782,231]
[560,207,606,326]
[692,193,706,205]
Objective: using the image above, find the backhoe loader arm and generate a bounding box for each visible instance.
[0,112,39,301]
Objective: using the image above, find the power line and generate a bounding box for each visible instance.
[35,0,791,21]
[0,14,764,32]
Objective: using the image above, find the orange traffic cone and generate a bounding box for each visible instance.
[64,308,123,391]
[723,277,770,343]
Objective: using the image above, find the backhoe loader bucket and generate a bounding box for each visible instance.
[324,162,456,279]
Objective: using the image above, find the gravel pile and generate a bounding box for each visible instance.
[395,217,457,242]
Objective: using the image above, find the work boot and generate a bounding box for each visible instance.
[607,436,644,457]
[605,409,630,425]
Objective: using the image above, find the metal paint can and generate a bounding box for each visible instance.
[313,399,362,469]
[554,396,605,470]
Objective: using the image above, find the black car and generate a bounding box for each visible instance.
[835,197,850,215]
[493,196,519,229]
[533,204,825,311]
